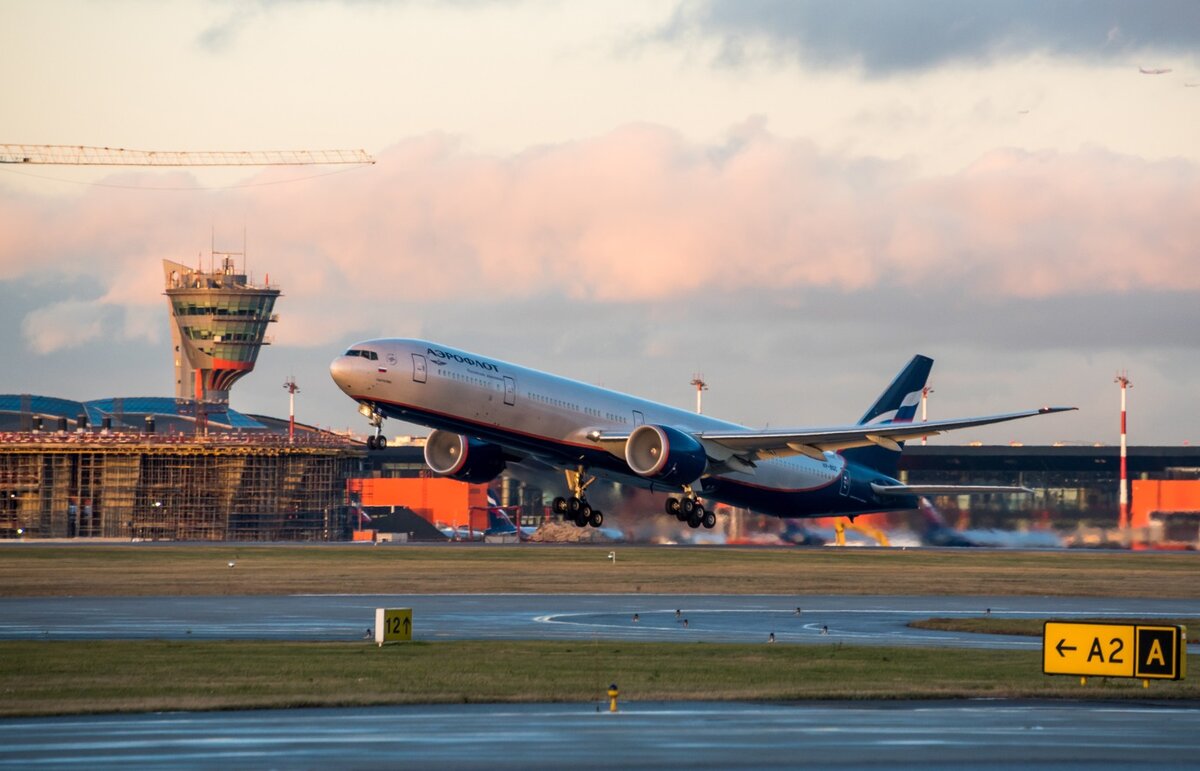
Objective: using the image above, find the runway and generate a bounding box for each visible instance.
[2,700,1198,769]
[3,593,1198,767]
[1,593,1198,650]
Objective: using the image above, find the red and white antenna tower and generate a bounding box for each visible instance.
[690,374,708,414]
[1115,372,1132,529]
[283,376,300,442]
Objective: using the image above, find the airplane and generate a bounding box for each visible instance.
[915,497,1063,548]
[1139,66,1172,75]
[474,502,538,539]
[330,340,1073,530]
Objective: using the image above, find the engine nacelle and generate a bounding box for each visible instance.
[424,429,507,483]
[625,424,708,486]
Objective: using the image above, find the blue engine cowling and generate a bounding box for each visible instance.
[625,424,708,486]
[424,429,507,483]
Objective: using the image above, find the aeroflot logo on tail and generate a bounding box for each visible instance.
[427,347,499,372]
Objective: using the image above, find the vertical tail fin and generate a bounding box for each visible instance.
[486,507,517,533]
[842,355,932,475]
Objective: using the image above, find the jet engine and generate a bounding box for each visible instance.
[424,429,507,483]
[624,424,708,486]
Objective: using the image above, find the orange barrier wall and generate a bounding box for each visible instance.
[348,477,489,530]
[1130,480,1200,528]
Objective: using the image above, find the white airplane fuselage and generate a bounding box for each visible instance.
[330,339,907,519]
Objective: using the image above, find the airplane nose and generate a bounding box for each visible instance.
[330,356,353,392]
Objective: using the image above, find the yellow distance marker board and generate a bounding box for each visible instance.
[375,608,413,646]
[1043,621,1186,680]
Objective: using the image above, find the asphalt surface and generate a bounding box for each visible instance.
[4,593,1198,768]
[2,700,1198,769]
[2,593,1198,649]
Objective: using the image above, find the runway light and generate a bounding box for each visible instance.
[607,551,616,563]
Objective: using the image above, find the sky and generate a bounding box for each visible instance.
[1,0,1198,446]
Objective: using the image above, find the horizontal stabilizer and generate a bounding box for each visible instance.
[871,483,1033,496]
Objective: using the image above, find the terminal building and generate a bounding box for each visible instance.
[348,442,1200,546]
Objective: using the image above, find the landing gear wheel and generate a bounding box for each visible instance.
[376,435,387,449]
[686,512,702,529]
[701,509,716,529]
[588,509,604,528]
[568,496,584,516]
[552,497,568,515]
[366,436,376,450]
[573,511,589,527]
[665,498,682,517]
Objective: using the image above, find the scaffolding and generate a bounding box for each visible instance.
[0,433,362,541]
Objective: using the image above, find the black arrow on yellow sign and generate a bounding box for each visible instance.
[1056,639,1077,657]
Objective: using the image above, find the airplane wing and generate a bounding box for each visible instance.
[693,407,1074,462]
[587,407,1074,465]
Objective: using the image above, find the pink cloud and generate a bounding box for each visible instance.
[2,126,1198,352]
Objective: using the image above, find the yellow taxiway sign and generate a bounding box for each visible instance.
[1043,621,1186,680]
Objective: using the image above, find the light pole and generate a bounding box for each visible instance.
[690,374,708,414]
[921,386,934,446]
[1115,372,1132,529]
[283,376,300,443]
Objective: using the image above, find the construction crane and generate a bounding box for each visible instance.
[0,144,374,166]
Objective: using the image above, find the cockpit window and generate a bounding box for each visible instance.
[344,349,362,357]
[344,349,379,360]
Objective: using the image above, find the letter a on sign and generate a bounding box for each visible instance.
[1134,626,1182,680]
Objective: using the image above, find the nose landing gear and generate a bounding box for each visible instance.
[360,404,388,450]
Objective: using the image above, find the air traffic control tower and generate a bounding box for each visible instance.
[163,255,280,409]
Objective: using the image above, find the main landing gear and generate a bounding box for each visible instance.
[553,466,605,528]
[361,404,388,450]
[664,487,716,530]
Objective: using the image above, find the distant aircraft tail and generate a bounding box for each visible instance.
[841,355,932,476]
[486,507,517,533]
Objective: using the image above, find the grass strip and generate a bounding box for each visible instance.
[2,640,1197,717]
[2,544,1198,598]
[909,617,1200,643]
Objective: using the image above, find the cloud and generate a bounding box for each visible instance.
[660,0,1200,74]
[21,299,116,354]
[2,122,1198,356]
